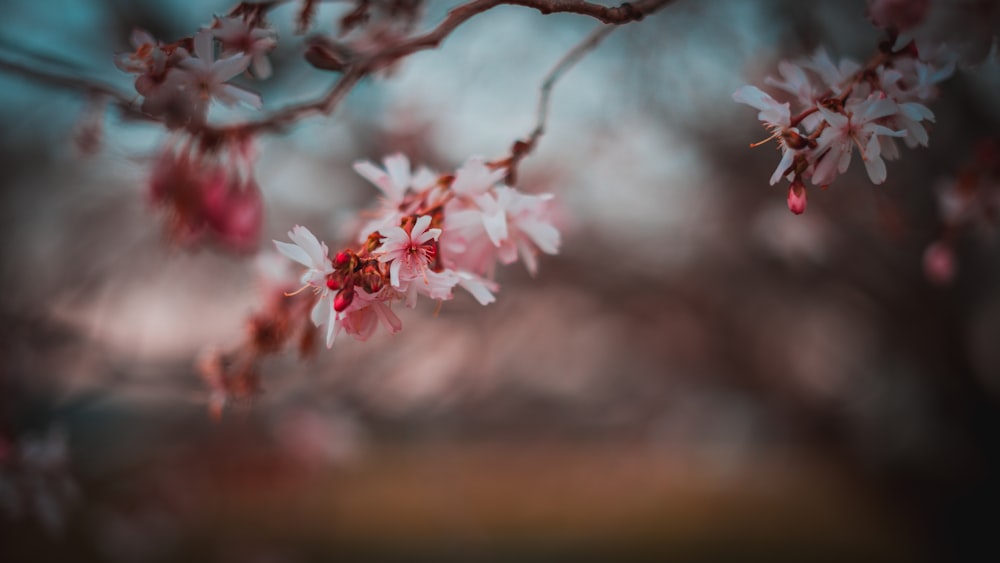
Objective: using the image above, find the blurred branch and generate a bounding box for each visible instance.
[0,0,672,139]
[502,24,616,183]
[210,0,672,137]
[0,53,146,119]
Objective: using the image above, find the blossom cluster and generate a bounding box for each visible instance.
[114,14,276,126]
[734,43,955,214]
[147,134,263,253]
[275,154,561,348]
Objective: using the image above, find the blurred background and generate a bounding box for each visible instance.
[1,0,999,561]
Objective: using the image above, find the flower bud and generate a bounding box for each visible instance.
[334,250,352,269]
[787,180,807,215]
[923,241,956,285]
[333,288,354,312]
[326,277,341,290]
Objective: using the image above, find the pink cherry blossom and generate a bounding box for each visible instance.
[375,215,442,288]
[274,226,339,347]
[732,85,802,185]
[352,153,437,241]
[451,156,507,197]
[274,225,333,287]
[336,288,402,342]
[211,16,278,79]
[812,96,906,186]
[174,30,262,110]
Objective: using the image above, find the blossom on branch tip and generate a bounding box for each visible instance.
[176,30,262,110]
[211,16,278,79]
[736,36,959,210]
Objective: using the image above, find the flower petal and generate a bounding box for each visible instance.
[193,30,215,63]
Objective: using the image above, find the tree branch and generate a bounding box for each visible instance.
[0,0,673,138]
[209,0,672,136]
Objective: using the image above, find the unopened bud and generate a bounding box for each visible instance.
[326,277,341,290]
[782,129,810,151]
[334,251,352,268]
[334,288,354,312]
[923,241,956,286]
[787,181,807,215]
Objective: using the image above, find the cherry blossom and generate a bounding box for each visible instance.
[148,136,264,252]
[113,29,161,74]
[812,96,905,186]
[375,214,442,289]
[174,30,262,111]
[352,153,437,241]
[274,226,339,346]
[211,16,278,79]
[732,85,802,185]
[736,35,958,209]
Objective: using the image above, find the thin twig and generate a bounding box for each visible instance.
[0,0,673,138]
[0,55,132,106]
[210,0,672,136]
[533,25,616,150]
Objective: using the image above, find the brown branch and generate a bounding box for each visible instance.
[0,54,148,119]
[499,24,616,183]
[0,0,673,138]
[209,0,672,136]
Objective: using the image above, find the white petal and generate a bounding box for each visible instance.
[389,260,402,288]
[384,154,411,194]
[252,54,272,79]
[452,157,505,196]
[516,239,539,276]
[817,105,848,129]
[864,154,887,184]
[353,161,401,201]
[861,98,899,122]
[519,219,560,255]
[374,303,403,334]
[411,167,438,190]
[769,147,796,186]
[456,273,497,305]
[193,30,215,63]
[482,210,508,247]
[325,315,338,349]
[311,293,331,327]
[274,240,313,268]
[213,53,252,82]
[410,215,432,240]
[288,226,327,268]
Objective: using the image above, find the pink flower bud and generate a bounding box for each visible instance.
[923,241,956,285]
[787,181,807,215]
[334,251,352,268]
[333,288,354,312]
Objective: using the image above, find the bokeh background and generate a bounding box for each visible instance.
[2,0,1000,561]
